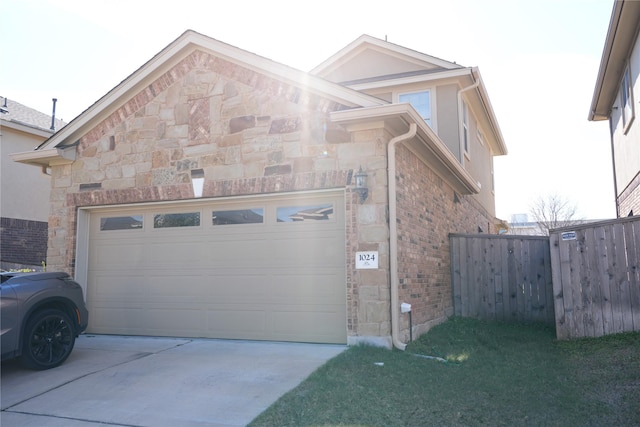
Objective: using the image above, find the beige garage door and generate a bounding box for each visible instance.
[86,191,346,344]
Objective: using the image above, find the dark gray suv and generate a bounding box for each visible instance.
[1,271,89,370]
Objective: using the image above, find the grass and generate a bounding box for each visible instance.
[249,317,640,427]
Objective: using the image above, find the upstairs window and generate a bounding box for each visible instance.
[462,100,469,155]
[621,65,635,132]
[399,91,431,127]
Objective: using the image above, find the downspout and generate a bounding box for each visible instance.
[388,122,417,351]
[457,68,480,164]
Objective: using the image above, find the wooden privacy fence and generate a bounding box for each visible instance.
[550,216,640,339]
[450,234,554,325]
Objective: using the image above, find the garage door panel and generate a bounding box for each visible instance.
[89,273,147,299]
[148,241,206,265]
[206,309,267,338]
[90,307,206,336]
[91,242,147,268]
[270,270,345,302]
[202,240,274,266]
[272,308,346,343]
[87,192,347,344]
[269,236,345,266]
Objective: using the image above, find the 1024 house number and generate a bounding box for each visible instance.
[355,251,379,269]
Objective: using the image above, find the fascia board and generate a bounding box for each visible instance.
[0,119,54,138]
[32,30,384,157]
[471,70,508,156]
[11,148,73,167]
[345,68,474,91]
[589,1,640,121]
[331,104,480,194]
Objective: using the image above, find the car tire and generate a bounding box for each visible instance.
[20,308,76,370]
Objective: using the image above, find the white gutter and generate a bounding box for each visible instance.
[388,122,418,351]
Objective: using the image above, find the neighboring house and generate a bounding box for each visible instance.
[505,213,590,236]
[589,0,640,218]
[505,214,545,235]
[12,31,507,348]
[0,96,65,270]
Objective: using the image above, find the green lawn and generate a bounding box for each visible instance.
[249,317,640,427]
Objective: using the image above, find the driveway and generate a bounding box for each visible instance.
[1,334,345,426]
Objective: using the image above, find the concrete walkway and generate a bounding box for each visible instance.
[1,334,345,426]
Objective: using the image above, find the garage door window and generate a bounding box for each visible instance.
[100,215,143,231]
[277,204,333,222]
[153,212,200,228]
[212,209,264,225]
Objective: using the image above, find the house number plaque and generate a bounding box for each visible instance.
[356,251,379,269]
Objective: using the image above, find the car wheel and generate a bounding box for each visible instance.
[20,309,76,370]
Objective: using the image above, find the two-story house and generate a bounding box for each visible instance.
[1,97,64,271]
[589,0,640,217]
[12,31,507,348]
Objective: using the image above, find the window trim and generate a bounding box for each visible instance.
[477,129,485,147]
[152,211,201,229]
[396,88,437,132]
[621,64,635,134]
[462,100,469,158]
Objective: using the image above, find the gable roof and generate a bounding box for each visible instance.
[311,34,463,84]
[0,96,66,138]
[589,0,640,121]
[14,30,386,166]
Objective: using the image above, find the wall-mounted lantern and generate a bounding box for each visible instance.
[191,169,205,198]
[354,166,368,203]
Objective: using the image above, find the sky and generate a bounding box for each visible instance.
[1,0,617,221]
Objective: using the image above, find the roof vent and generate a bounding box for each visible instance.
[50,98,57,131]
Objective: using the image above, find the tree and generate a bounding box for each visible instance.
[529,193,584,236]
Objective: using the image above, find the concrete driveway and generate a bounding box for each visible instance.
[1,334,345,426]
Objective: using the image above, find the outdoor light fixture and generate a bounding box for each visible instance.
[354,166,368,203]
[191,169,205,198]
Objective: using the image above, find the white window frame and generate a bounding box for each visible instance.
[397,89,436,131]
[491,162,495,194]
[462,100,469,157]
[621,64,635,133]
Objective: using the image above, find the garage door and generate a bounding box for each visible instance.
[86,191,346,344]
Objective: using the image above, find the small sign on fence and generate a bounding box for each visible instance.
[561,231,577,241]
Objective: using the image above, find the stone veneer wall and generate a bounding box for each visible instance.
[395,144,495,342]
[347,126,394,346]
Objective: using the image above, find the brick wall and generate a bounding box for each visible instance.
[618,171,640,217]
[0,217,48,269]
[395,144,494,341]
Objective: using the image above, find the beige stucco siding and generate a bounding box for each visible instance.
[435,84,460,158]
[1,127,51,222]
